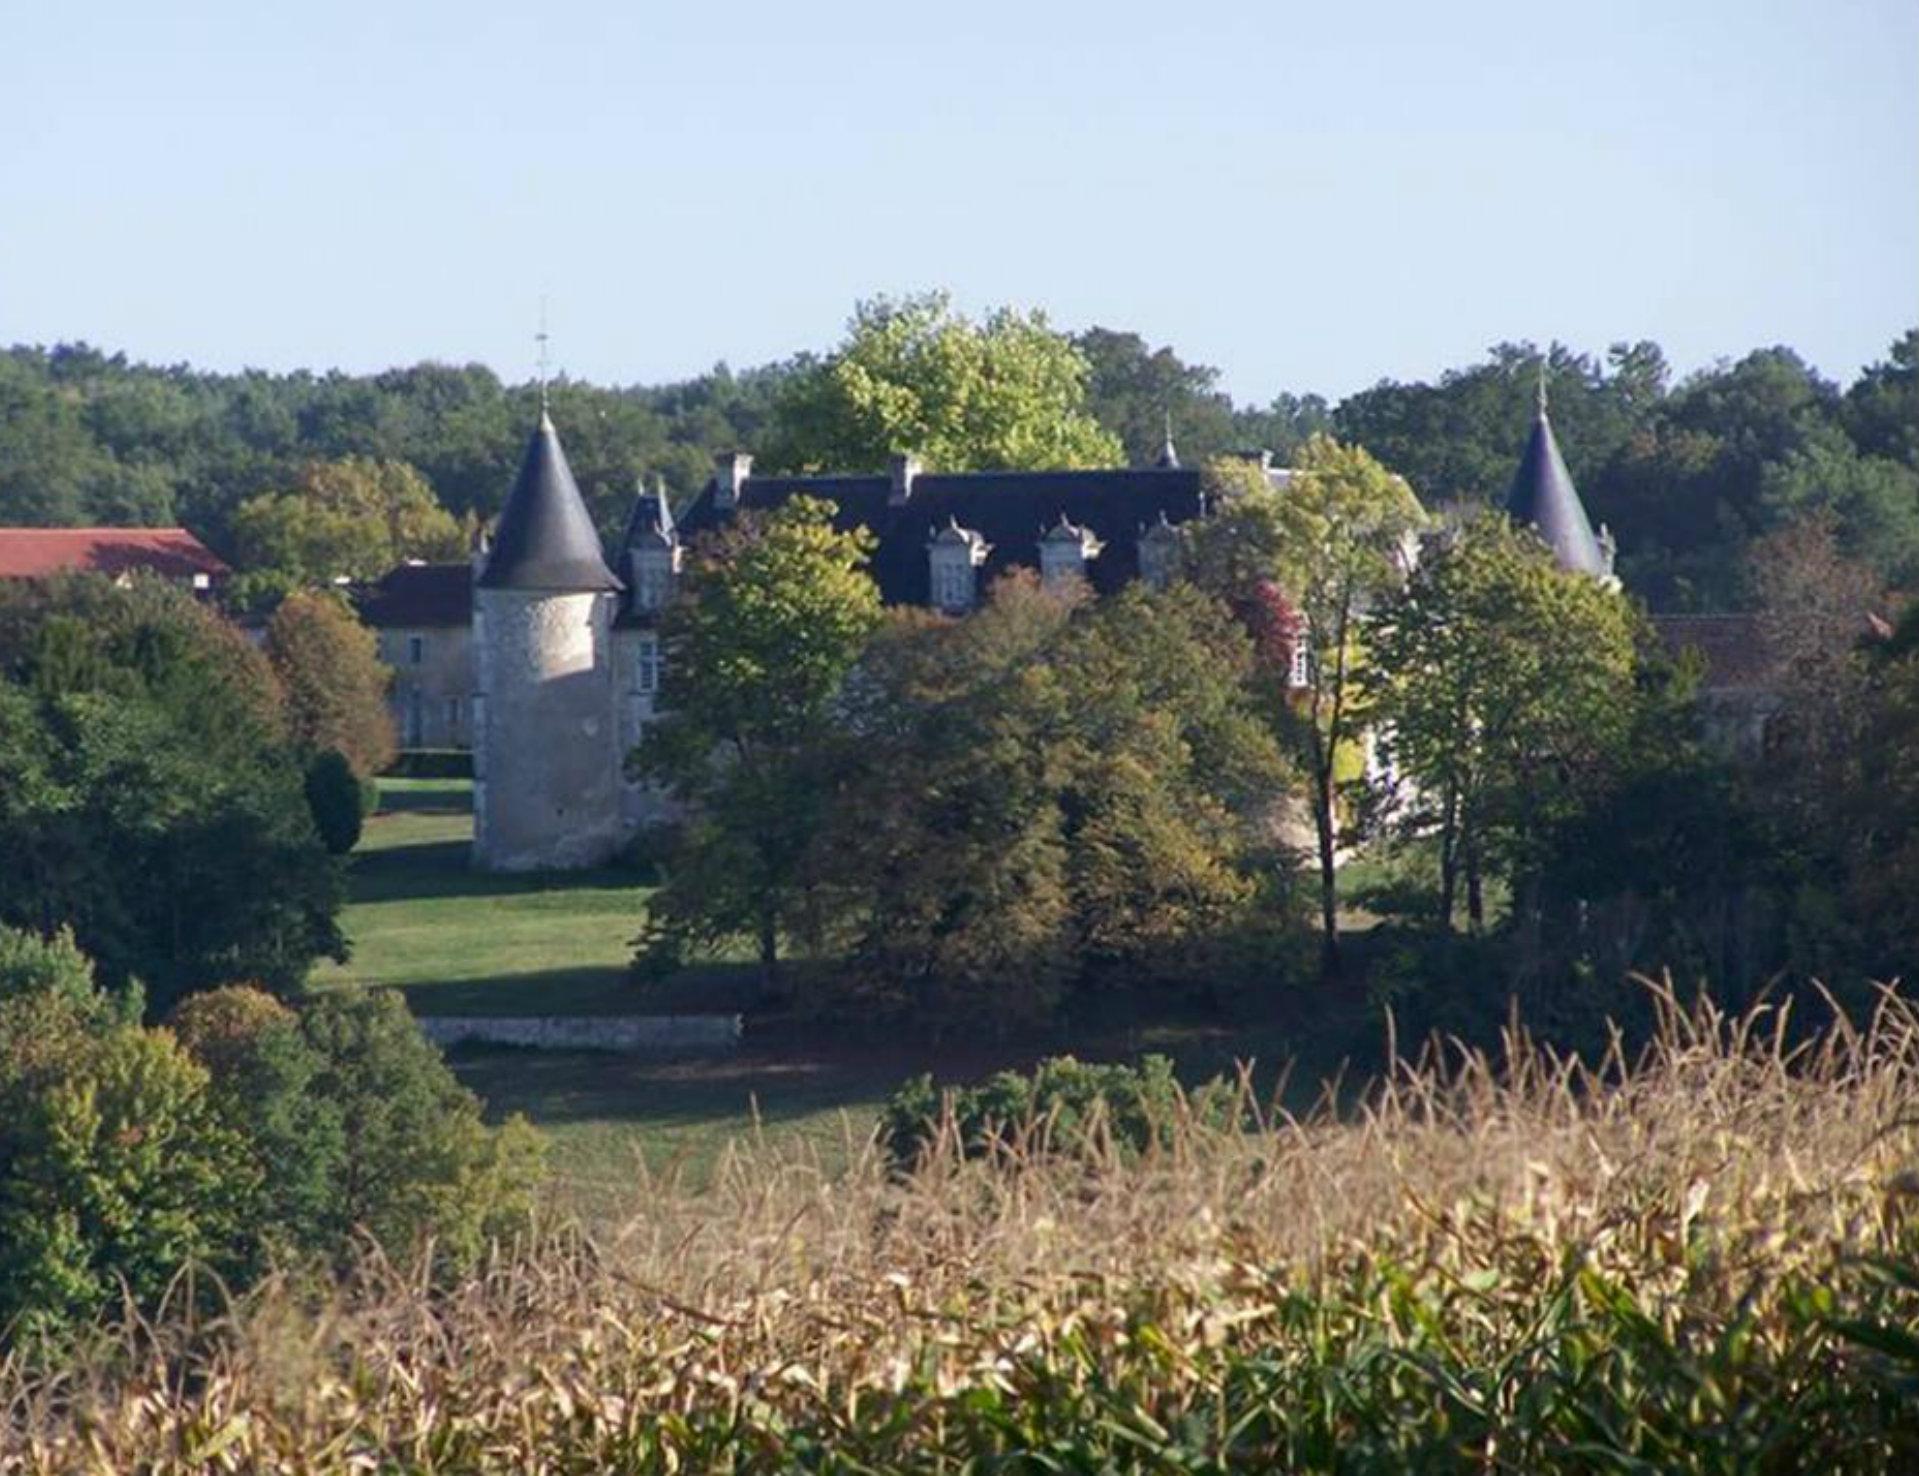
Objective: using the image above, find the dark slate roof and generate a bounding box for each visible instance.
[353,562,473,627]
[1651,614,1770,691]
[478,413,621,591]
[676,466,1208,604]
[1504,411,1607,577]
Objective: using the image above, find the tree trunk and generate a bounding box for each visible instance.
[1437,787,1459,933]
[1465,841,1484,934]
[1314,767,1342,978]
[757,909,782,1001]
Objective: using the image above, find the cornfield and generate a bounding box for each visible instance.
[6,982,1919,1472]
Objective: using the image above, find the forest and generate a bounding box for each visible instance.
[3,314,1914,612]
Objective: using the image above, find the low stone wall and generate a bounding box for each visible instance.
[418,1014,742,1054]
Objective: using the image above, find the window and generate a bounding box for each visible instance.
[1289,636,1311,689]
[932,560,974,612]
[446,697,461,728]
[407,634,425,665]
[636,635,662,695]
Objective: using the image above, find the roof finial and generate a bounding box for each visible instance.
[536,295,551,419]
[1535,356,1548,418]
[1155,408,1180,469]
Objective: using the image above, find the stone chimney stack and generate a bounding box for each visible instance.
[715,451,754,511]
[889,452,922,506]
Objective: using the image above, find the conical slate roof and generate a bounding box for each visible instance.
[479,412,621,590]
[1504,410,1606,577]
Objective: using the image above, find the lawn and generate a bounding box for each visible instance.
[321,779,1359,1220]
[317,779,894,1214]
[313,779,668,1017]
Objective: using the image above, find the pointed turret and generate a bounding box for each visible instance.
[1504,390,1609,579]
[1154,410,1180,470]
[479,412,621,590]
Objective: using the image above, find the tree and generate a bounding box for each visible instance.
[1365,514,1642,933]
[633,497,883,992]
[295,989,544,1267]
[1072,327,1239,465]
[0,577,342,1012]
[264,590,397,779]
[1190,439,1425,974]
[766,293,1124,473]
[808,575,1294,1028]
[1843,328,1919,468]
[230,455,465,587]
[0,927,258,1337]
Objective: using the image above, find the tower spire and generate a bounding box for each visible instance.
[1535,356,1548,417]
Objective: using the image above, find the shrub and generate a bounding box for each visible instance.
[0,930,258,1338]
[304,748,364,854]
[295,990,545,1266]
[384,748,473,779]
[882,1053,1243,1171]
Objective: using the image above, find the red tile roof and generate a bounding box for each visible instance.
[0,528,229,582]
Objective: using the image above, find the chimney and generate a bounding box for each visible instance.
[715,450,753,511]
[889,452,922,505]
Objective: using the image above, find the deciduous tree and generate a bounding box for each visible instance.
[1365,514,1641,932]
[767,293,1124,473]
[264,589,397,779]
[1190,439,1425,974]
[632,497,883,992]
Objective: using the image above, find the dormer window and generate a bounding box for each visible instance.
[1138,514,1182,590]
[1039,516,1103,588]
[1289,628,1312,689]
[630,549,680,612]
[928,518,991,613]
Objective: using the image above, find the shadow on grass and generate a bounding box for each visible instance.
[350,837,645,905]
[399,960,762,1019]
[449,1045,900,1132]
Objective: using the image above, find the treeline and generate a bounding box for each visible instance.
[3,318,1913,609]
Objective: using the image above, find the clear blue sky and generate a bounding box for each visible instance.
[4,0,1914,402]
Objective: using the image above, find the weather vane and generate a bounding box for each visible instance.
[536,296,551,414]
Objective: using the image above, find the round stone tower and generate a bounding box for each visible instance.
[472,411,624,871]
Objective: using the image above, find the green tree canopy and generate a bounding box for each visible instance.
[633,496,883,989]
[1190,437,1427,972]
[1365,513,1643,932]
[230,455,466,588]
[0,577,342,1011]
[766,293,1124,473]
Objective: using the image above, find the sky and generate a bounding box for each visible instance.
[2,0,1914,404]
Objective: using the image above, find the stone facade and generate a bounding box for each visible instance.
[380,621,474,747]
[473,587,625,870]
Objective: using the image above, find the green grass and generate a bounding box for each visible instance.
[316,779,888,1212]
[313,779,664,1017]
[448,1047,900,1217]
[318,779,1353,1219]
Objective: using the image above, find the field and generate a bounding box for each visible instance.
[13,989,1919,1470]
